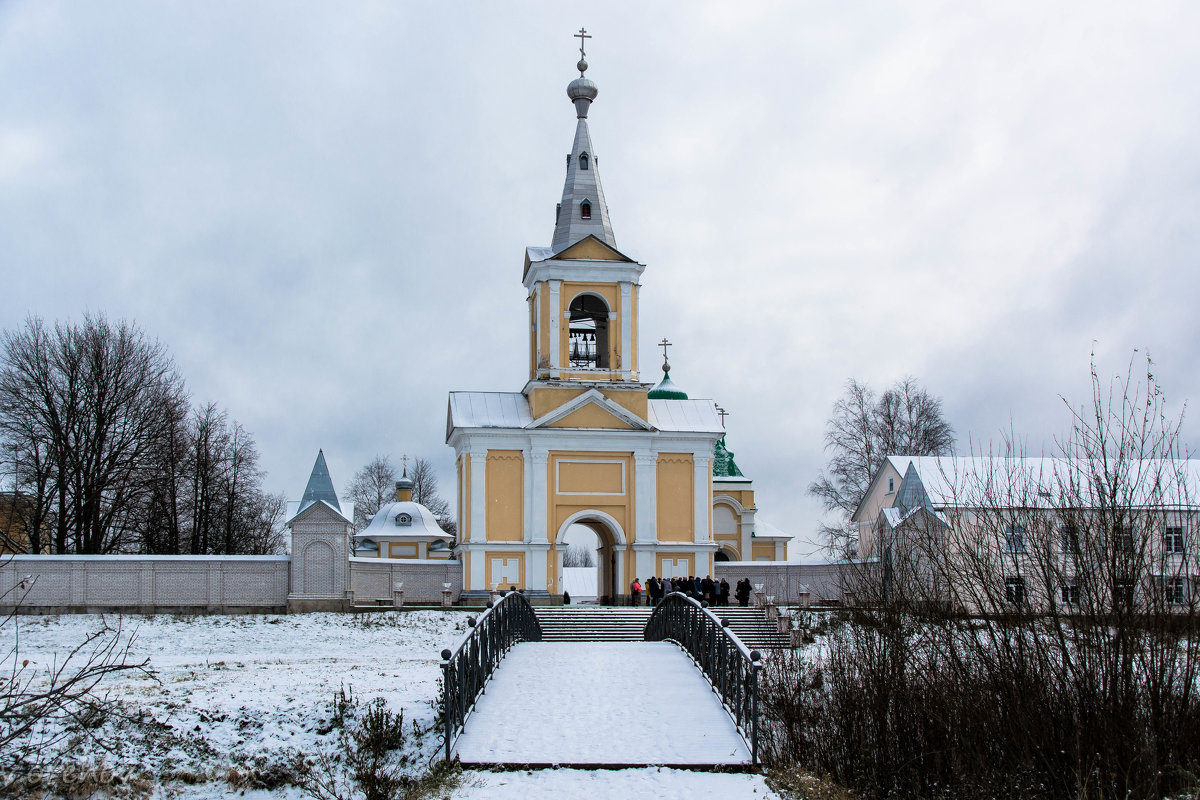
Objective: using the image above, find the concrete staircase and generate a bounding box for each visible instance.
[537,606,652,642]
[533,605,790,650]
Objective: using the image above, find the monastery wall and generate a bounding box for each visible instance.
[349,558,463,604]
[0,555,291,614]
[715,560,878,606]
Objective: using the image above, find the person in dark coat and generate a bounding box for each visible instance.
[736,578,751,607]
[647,575,660,605]
[719,578,730,606]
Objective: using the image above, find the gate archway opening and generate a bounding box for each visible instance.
[556,511,627,605]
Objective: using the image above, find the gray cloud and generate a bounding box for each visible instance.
[2,2,1198,559]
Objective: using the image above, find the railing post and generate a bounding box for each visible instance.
[440,648,452,762]
[750,649,761,766]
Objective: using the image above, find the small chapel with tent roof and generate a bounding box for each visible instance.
[443,35,790,601]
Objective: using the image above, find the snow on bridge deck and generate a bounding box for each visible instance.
[453,641,751,766]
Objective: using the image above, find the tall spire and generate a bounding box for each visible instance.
[299,449,341,513]
[551,29,617,253]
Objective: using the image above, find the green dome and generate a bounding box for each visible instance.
[648,370,689,400]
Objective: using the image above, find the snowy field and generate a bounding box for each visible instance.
[7,612,785,799]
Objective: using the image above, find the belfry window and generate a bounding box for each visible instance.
[395,513,412,527]
[580,200,592,220]
[568,294,609,369]
[579,152,590,170]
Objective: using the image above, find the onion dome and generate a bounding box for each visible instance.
[567,57,598,118]
[648,357,689,400]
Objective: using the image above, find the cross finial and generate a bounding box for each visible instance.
[716,406,729,429]
[575,27,592,59]
[658,338,672,372]
[400,453,409,477]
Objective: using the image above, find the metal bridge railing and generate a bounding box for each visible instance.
[644,591,763,765]
[439,590,542,761]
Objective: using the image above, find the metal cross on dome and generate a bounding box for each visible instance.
[658,337,672,370]
[400,453,409,477]
[717,406,729,429]
[574,27,592,59]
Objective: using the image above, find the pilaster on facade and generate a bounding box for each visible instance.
[693,456,713,545]
[634,453,657,546]
[522,447,534,544]
[530,450,549,544]
[548,280,561,378]
[619,281,633,379]
[469,449,487,544]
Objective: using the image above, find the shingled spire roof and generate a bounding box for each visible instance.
[298,449,341,514]
[550,48,617,253]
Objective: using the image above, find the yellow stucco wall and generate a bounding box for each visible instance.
[547,403,636,429]
[485,551,525,590]
[714,488,755,510]
[656,453,694,543]
[752,542,776,561]
[486,450,524,542]
[526,386,649,421]
[548,451,633,543]
[657,553,694,578]
[556,238,628,261]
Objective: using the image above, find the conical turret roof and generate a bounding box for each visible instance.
[298,449,341,514]
[551,57,617,253]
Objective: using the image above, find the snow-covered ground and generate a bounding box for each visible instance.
[455,642,750,765]
[6,612,785,798]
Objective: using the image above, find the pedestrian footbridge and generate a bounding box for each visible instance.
[440,593,764,769]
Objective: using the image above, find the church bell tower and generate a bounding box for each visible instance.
[523,32,646,401]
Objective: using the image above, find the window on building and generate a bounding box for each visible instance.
[579,152,589,170]
[1113,578,1136,609]
[1163,577,1187,605]
[1165,527,1186,555]
[1060,583,1080,606]
[580,200,592,219]
[887,477,895,493]
[1005,524,1027,554]
[1114,526,1135,555]
[1005,576,1026,605]
[568,294,609,369]
[395,513,412,527]
[1060,521,1081,555]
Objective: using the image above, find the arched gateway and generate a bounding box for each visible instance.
[555,510,626,602]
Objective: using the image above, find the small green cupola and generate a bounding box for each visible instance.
[648,338,689,400]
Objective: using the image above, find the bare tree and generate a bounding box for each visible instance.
[809,376,954,554]
[345,455,397,531]
[409,457,454,535]
[563,543,595,567]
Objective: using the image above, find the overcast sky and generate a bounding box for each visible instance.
[3,2,1198,558]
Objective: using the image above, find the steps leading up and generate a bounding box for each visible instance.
[532,605,790,650]
[536,606,652,642]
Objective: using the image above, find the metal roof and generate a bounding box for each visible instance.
[298,450,341,514]
[646,399,724,434]
[447,392,722,435]
[447,392,533,430]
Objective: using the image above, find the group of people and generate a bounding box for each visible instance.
[628,575,755,607]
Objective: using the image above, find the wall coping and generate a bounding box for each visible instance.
[3,555,291,562]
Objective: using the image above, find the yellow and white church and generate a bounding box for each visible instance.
[442,47,791,600]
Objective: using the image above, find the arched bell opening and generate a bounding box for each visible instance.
[568,293,610,370]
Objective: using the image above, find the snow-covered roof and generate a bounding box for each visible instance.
[526,246,555,262]
[885,455,1200,509]
[753,518,793,541]
[448,392,534,430]
[447,391,724,435]
[646,399,723,434]
[358,500,452,541]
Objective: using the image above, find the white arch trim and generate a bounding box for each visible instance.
[566,289,611,312]
[555,509,628,546]
[713,495,748,515]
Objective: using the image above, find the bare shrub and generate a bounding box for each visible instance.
[767,355,1200,799]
